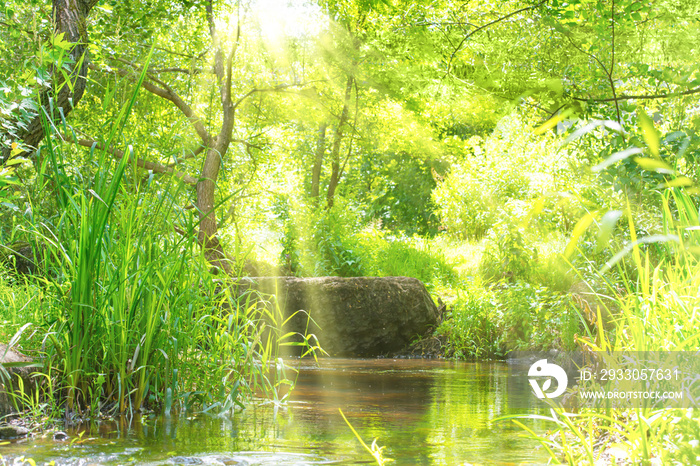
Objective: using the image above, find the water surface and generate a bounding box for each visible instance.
[2,358,551,465]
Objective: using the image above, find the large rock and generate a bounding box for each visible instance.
[0,243,39,275]
[237,276,438,357]
[0,344,36,416]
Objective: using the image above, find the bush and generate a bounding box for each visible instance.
[432,113,562,239]
[356,228,458,289]
[432,160,528,239]
[436,278,581,358]
[490,282,580,352]
[480,220,537,283]
[436,287,502,359]
[272,195,301,276]
[346,153,447,236]
[308,207,365,277]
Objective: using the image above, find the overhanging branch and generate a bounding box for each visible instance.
[446,0,548,74]
[64,136,198,185]
[232,82,323,110]
[93,62,213,146]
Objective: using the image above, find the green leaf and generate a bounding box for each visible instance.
[601,235,679,273]
[534,107,574,135]
[662,177,693,188]
[638,111,659,156]
[633,157,674,174]
[51,32,72,51]
[564,212,596,258]
[596,210,622,253]
[591,147,642,172]
[565,120,624,145]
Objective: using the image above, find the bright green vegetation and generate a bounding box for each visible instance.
[509,188,700,465]
[1,0,700,463]
[0,57,293,420]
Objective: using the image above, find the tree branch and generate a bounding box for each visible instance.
[562,32,622,121]
[232,82,321,110]
[609,0,621,124]
[149,67,202,75]
[112,56,202,75]
[446,0,548,74]
[166,145,205,167]
[205,1,225,88]
[94,62,212,146]
[64,136,198,185]
[570,86,700,102]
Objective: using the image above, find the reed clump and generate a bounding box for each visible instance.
[0,55,289,420]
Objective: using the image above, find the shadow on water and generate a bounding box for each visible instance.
[1,358,551,465]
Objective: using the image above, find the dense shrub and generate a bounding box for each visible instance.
[307,205,366,277]
[273,195,301,276]
[345,153,448,236]
[492,282,580,351]
[436,280,581,358]
[436,287,502,359]
[355,228,458,289]
[432,160,528,239]
[432,114,561,239]
[479,201,538,283]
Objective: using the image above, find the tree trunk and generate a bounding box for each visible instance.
[326,76,354,209]
[196,140,233,274]
[310,122,327,199]
[0,0,99,164]
[189,0,238,274]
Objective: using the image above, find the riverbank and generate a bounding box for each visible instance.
[2,188,699,464]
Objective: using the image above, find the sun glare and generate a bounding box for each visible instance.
[252,0,324,44]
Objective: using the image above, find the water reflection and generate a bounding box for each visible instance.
[1,358,551,465]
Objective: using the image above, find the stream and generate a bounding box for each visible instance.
[1,358,551,465]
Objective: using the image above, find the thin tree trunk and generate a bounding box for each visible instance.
[326,76,354,209]
[196,144,230,272]
[195,0,238,274]
[311,122,327,199]
[1,0,99,164]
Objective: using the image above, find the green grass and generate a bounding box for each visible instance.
[506,188,700,464]
[355,228,458,289]
[0,47,290,419]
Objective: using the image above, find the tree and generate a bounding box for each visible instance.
[0,0,100,164]
[430,0,700,122]
[2,0,315,271]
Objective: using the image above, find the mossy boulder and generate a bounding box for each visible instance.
[0,424,29,439]
[237,276,439,357]
[0,243,40,275]
[0,344,38,416]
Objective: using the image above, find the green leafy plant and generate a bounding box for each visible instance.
[436,287,501,359]
[509,112,700,464]
[355,230,458,289]
[480,222,537,283]
[0,47,293,419]
[310,208,365,277]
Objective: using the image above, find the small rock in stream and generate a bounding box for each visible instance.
[0,424,29,439]
[53,430,69,441]
[169,457,203,465]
